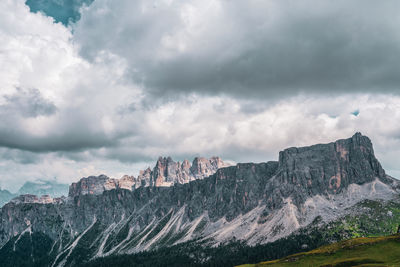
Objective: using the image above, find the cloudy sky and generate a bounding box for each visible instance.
[1,0,400,191]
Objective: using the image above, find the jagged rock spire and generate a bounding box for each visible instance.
[68,156,228,197]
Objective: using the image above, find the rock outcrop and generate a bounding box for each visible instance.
[136,167,152,188]
[118,175,135,190]
[10,194,66,204]
[69,175,113,197]
[191,156,225,179]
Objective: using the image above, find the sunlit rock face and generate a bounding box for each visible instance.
[136,167,152,188]
[9,194,66,204]
[151,156,228,187]
[191,156,226,179]
[118,175,135,190]
[68,175,111,197]
[152,156,179,187]
[68,156,229,197]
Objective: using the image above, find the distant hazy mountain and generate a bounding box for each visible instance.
[0,189,15,207]
[17,180,69,197]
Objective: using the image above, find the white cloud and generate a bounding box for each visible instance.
[0,0,142,152]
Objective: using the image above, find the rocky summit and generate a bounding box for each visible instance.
[68,156,228,198]
[0,133,398,267]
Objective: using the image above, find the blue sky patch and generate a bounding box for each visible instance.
[25,0,93,26]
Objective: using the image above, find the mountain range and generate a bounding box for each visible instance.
[0,133,399,266]
[0,180,70,207]
[0,156,226,207]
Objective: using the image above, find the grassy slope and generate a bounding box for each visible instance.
[239,234,400,267]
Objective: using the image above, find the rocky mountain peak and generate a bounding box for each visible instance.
[136,167,152,188]
[151,156,228,186]
[68,174,111,197]
[68,156,229,197]
[271,133,388,209]
[279,132,367,161]
[119,175,135,190]
[190,156,226,178]
[152,156,173,187]
[182,159,190,168]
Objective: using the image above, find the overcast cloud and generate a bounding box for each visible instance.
[74,0,400,98]
[1,0,400,191]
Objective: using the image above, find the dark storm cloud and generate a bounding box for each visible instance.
[1,88,57,117]
[0,130,118,152]
[0,148,40,164]
[0,88,130,153]
[74,0,400,99]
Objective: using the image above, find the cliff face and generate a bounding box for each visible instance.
[265,132,390,208]
[0,133,397,267]
[152,156,190,187]
[69,175,111,197]
[277,132,385,189]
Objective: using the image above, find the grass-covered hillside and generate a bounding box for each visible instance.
[239,234,400,267]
